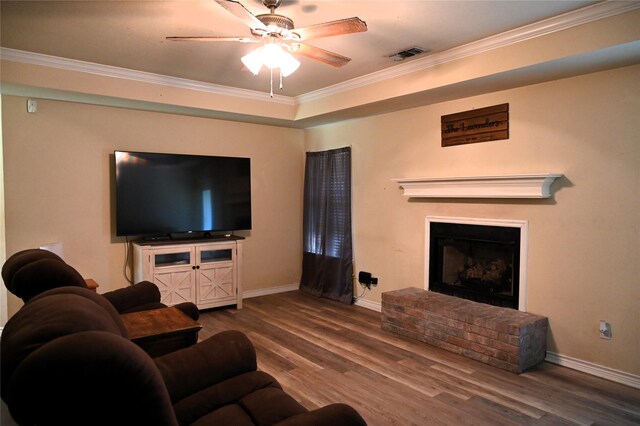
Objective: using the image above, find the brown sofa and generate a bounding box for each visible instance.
[1,286,366,425]
[2,248,199,320]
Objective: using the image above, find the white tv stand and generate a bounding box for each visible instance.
[132,236,243,310]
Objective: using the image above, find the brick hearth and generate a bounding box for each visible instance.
[381,287,548,373]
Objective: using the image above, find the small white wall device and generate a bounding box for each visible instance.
[27,99,38,113]
[599,320,612,340]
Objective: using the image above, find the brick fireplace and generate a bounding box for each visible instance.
[381,218,546,372]
[425,216,528,311]
[381,288,548,373]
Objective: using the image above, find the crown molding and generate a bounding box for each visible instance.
[1,1,637,107]
[296,1,640,103]
[0,47,295,106]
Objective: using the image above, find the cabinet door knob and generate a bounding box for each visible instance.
[196,265,200,270]
[192,266,196,270]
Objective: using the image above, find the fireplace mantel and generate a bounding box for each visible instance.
[392,173,562,199]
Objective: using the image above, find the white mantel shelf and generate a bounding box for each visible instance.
[392,173,563,199]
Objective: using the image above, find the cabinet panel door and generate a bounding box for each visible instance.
[197,264,236,306]
[154,270,196,305]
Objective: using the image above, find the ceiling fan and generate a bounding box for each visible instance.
[167,0,367,95]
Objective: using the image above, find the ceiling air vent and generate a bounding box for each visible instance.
[388,46,428,61]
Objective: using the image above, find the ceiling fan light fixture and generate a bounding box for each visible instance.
[261,43,286,68]
[279,53,300,77]
[241,47,265,75]
[170,0,367,96]
[241,41,300,77]
[264,43,300,77]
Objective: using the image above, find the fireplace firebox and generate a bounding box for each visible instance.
[427,221,521,309]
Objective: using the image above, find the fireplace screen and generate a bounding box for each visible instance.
[429,222,520,309]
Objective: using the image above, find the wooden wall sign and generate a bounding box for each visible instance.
[441,103,509,147]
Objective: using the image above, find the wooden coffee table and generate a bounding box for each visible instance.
[121,306,202,357]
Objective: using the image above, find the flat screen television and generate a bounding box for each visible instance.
[114,150,251,237]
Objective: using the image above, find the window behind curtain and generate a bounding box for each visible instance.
[300,147,353,304]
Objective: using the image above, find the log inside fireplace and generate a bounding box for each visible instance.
[428,222,521,309]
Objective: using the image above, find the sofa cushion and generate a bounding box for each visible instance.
[275,404,368,426]
[156,330,258,403]
[172,371,282,425]
[10,257,87,301]
[240,387,307,425]
[191,404,256,426]
[29,286,128,336]
[1,290,127,400]
[1,248,62,286]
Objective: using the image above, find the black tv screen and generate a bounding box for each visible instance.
[115,151,251,237]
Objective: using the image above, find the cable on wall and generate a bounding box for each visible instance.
[123,236,134,285]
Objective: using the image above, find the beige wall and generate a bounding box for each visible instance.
[2,64,638,376]
[2,97,304,317]
[306,65,640,375]
[0,96,7,325]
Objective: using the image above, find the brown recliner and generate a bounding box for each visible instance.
[1,286,367,426]
[2,248,199,320]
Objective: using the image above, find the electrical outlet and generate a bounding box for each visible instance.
[599,320,612,340]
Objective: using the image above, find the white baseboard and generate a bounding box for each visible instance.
[243,285,384,311]
[545,351,640,389]
[354,298,382,312]
[242,283,299,299]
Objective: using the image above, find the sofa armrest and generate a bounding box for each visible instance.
[173,301,200,321]
[102,281,162,313]
[275,403,367,426]
[155,330,257,403]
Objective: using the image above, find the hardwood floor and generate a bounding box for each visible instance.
[198,291,640,425]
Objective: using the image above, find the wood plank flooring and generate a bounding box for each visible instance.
[198,291,640,426]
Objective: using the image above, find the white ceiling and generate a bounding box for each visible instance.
[1,0,600,97]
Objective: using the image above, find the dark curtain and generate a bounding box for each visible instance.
[300,147,353,304]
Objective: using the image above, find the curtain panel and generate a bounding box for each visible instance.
[300,147,353,304]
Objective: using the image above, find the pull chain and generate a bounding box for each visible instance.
[270,68,274,98]
[269,68,286,98]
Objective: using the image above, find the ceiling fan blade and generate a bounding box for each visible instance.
[293,43,351,68]
[214,0,268,32]
[166,36,257,43]
[291,17,367,41]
